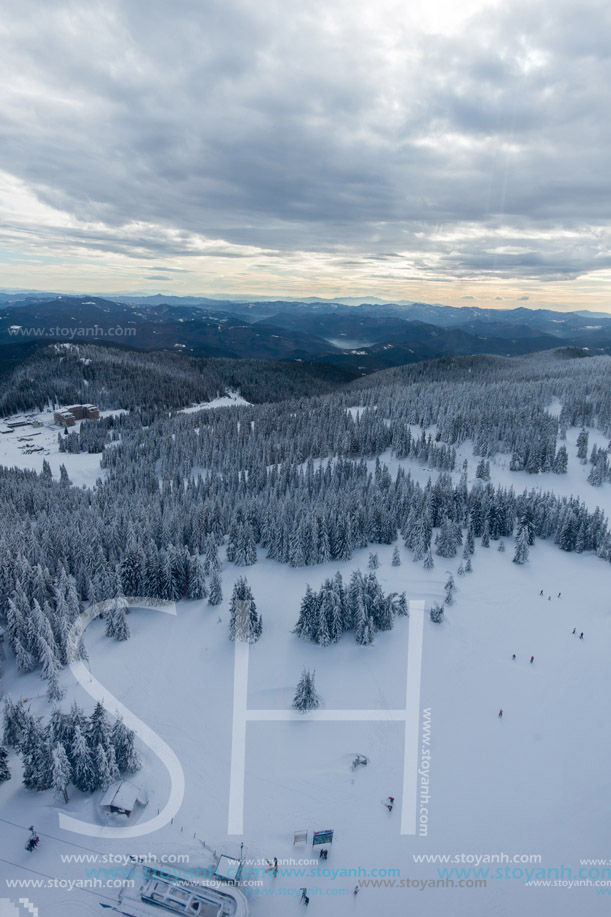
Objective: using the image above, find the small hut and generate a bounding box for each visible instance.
[99,781,148,817]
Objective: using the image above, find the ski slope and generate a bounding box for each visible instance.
[1,422,610,916]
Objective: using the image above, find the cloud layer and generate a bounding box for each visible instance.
[0,0,610,304]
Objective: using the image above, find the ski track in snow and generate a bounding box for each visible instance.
[60,600,185,839]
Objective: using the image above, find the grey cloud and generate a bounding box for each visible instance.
[150,267,191,273]
[0,0,609,284]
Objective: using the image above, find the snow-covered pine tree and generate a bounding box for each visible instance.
[228,578,261,643]
[104,602,118,638]
[293,585,319,640]
[513,525,530,565]
[52,743,72,803]
[395,592,409,616]
[436,518,457,557]
[112,599,130,641]
[69,725,97,793]
[292,668,320,712]
[576,428,589,464]
[3,698,28,749]
[430,602,444,623]
[423,549,435,570]
[368,552,379,570]
[107,744,120,784]
[203,534,220,575]
[95,743,112,790]
[111,719,142,773]
[186,555,207,599]
[553,446,568,474]
[208,570,223,606]
[89,702,113,752]
[391,546,401,566]
[21,716,53,791]
[0,746,10,783]
[444,575,456,606]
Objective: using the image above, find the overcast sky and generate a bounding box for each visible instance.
[0,0,610,309]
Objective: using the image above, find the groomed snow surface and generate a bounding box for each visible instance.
[1,420,611,916]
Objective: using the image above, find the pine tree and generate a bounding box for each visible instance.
[423,549,434,570]
[444,575,456,606]
[52,743,72,803]
[229,578,261,643]
[293,585,319,640]
[186,555,207,599]
[553,446,568,474]
[89,702,112,752]
[95,743,113,790]
[21,717,53,791]
[203,534,220,575]
[112,600,130,641]
[70,725,97,793]
[3,698,28,749]
[577,428,589,464]
[368,552,379,570]
[436,518,457,557]
[106,743,120,784]
[0,747,11,783]
[513,525,530,565]
[111,719,141,774]
[391,546,401,566]
[208,570,223,606]
[430,602,444,623]
[104,601,117,638]
[292,668,320,712]
[395,592,409,616]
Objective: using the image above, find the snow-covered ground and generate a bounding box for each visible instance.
[0,408,126,487]
[177,391,250,414]
[1,533,610,916]
[0,392,249,486]
[1,415,611,916]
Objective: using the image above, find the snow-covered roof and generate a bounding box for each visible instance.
[99,780,148,811]
[214,855,242,882]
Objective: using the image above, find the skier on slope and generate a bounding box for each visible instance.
[530,656,534,663]
[25,827,39,852]
[353,885,360,895]
[498,709,503,718]
[580,632,584,640]
[512,654,516,660]
[572,628,576,634]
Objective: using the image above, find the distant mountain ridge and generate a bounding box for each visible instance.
[0,293,610,374]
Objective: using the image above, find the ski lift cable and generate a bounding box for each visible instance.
[0,814,135,857]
